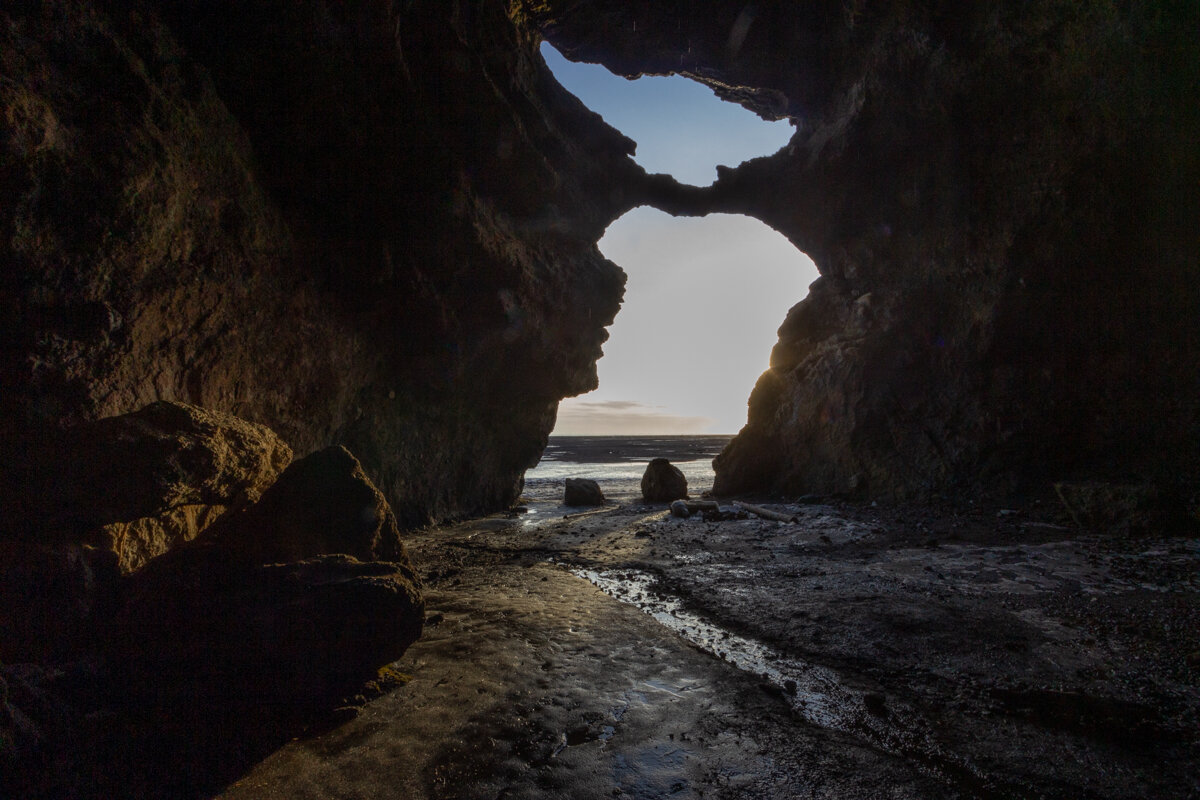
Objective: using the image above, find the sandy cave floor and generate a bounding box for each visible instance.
[218,499,1200,799]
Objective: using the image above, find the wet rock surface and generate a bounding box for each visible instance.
[220,499,1199,799]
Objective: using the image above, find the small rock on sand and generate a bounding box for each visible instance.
[642,459,688,502]
[564,478,606,506]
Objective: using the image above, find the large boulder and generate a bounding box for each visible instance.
[2,401,293,573]
[205,445,408,564]
[641,459,689,502]
[107,441,424,711]
[64,401,292,528]
[1,401,292,664]
[82,401,292,573]
[86,548,421,799]
[564,478,606,506]
[110,549,424,710]
[95,446,426,796]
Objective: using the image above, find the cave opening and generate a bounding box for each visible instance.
[556,209,817,435]
[541,43,817,436]
[541,43,794,187]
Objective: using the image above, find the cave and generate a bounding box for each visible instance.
[2,1,1198,798]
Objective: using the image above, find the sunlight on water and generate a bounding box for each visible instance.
[522,435,728,502]
[523,459,715,502]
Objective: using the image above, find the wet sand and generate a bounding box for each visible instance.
[219,499,1199,799]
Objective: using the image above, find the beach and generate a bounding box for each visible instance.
[220,488,1199,799]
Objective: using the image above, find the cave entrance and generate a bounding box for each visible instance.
[541,44,818,435]
[556,208,816,435]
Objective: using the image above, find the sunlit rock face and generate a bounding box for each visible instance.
[532,1,1200,501]
[0,0,632,527]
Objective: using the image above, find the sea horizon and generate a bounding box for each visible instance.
[524,433,734,503]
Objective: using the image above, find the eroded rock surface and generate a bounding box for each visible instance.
[0,0,632,528]
[4,0,1195,523]
[531,1,1200,503]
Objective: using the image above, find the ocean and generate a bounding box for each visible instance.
[522,434,733,504]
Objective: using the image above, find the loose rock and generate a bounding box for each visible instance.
[206,445,409,564]
[63,401,292,530]
[642,459,688,502]
[564,478,606,507]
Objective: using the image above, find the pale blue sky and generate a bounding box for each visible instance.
[542,44,794,186]
[542,44,818,435]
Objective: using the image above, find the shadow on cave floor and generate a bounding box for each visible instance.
[218,498,1200,800]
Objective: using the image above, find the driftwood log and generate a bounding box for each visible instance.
[563,506,617,520]
[732,501,798,523]
[669,500,797,523]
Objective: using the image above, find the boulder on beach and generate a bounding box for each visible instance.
[99,548,425,797]
[108,438,425,710]
[110,548,424,710]
[642,458,688,502]
[1,401,295,665]
[206,445,410,564]
[564,478,606,506]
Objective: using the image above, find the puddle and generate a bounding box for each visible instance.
[569,564,1014,798]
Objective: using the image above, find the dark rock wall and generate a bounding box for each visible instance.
[3,0,1197,521]
[1,0,632,527]
[533,1,1200,501]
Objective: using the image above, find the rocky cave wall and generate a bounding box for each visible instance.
[3,0,1198,532]
[533,0,1200,504]
[1,0,637,530]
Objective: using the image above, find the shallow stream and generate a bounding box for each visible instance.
[568,564,1006,797]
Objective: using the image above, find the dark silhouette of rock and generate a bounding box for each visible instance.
[0,0,630,528]
[106,441,425,711]
[85,440,425,798]
[110,549,423,710]
[564,478,606,506]
[0,542,119,663]
[206,445,409,564]
[89,548,422,798]
[534,1,1200,505]
[0,398,424,798]
[642,459,688,502]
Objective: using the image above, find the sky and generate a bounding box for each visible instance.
[541,44,819,435]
